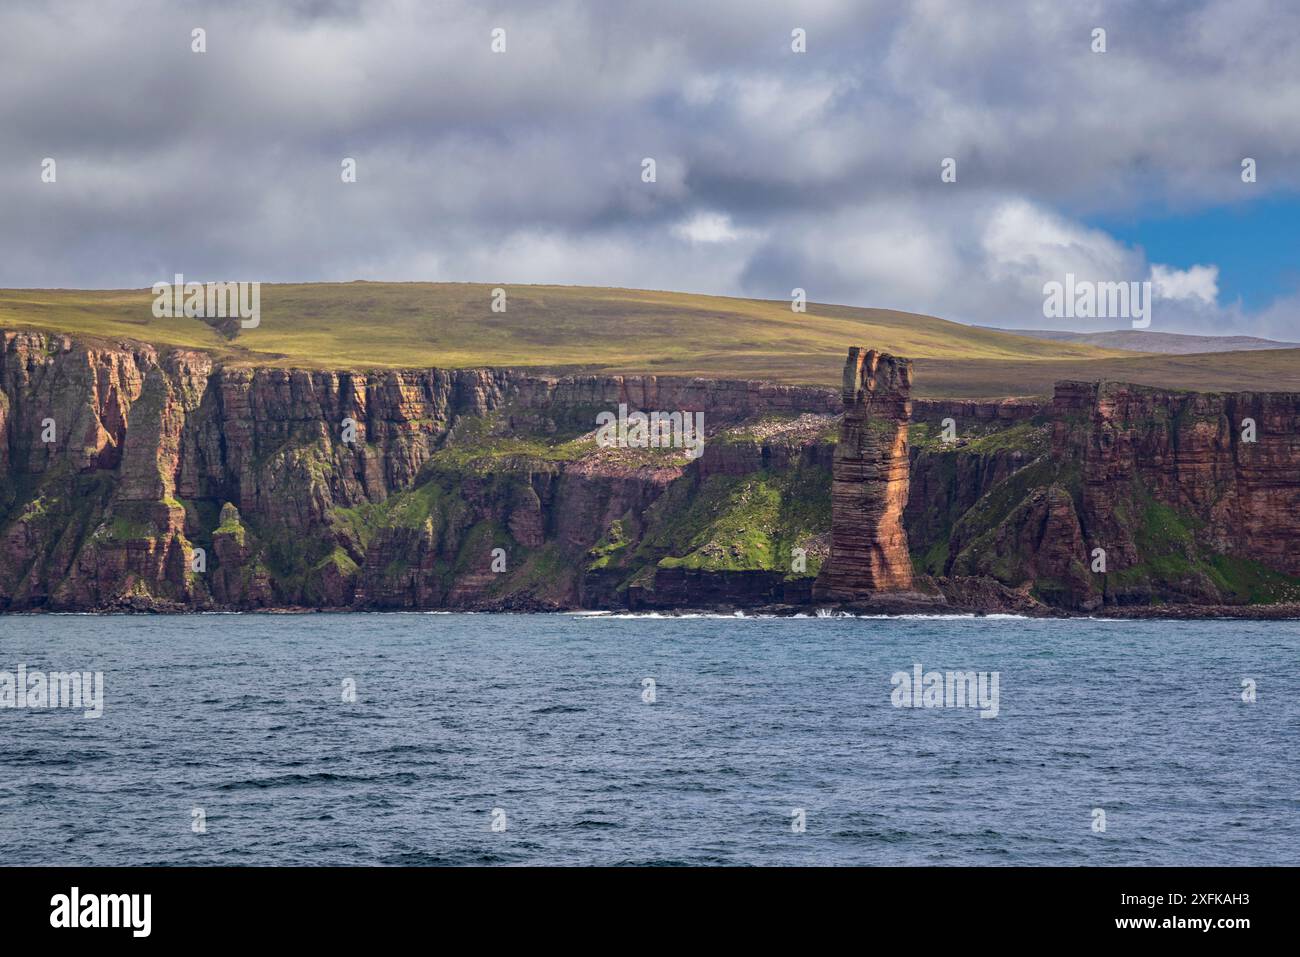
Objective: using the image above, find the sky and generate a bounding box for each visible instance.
[1,0,1298,338]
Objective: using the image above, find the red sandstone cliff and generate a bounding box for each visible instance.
[2,329,1297,614]
[927,380,1300,609]
[1054,380,1300,599]
[0,330,838,611]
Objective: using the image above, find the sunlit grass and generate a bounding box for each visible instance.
[3,282,1297,398]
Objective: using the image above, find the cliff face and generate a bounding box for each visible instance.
[1054,380,1300,598]
[2,330,1298,614]
[922,381,1300,609]
[0,334,210,609]
[0,331,835,611]
[813,348,914,600]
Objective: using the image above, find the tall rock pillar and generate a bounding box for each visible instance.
[814,348,914,600]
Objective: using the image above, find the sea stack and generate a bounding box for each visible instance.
[814,347,915,600]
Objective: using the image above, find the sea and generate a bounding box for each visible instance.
[1,612,1296,866]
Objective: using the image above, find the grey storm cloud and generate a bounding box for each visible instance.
[1,0,1297,335]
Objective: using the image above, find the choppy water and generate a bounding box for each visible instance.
[1,612,1296,866]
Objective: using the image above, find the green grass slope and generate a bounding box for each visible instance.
[3,282,1297,398]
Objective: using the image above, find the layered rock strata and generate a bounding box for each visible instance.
[812,348,915,600]
[2,329,1297,614]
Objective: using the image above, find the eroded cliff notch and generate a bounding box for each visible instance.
[814,347,914,600]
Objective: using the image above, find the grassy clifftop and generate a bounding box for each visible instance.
[3,282,1298,398]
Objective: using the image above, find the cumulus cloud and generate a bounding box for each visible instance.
[1151,264,1219,304]
[981,201,1141,297]
[672,212,747,244]
[0,0,1295,337]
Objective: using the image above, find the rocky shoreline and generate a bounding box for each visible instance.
[7,600,1298,619]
